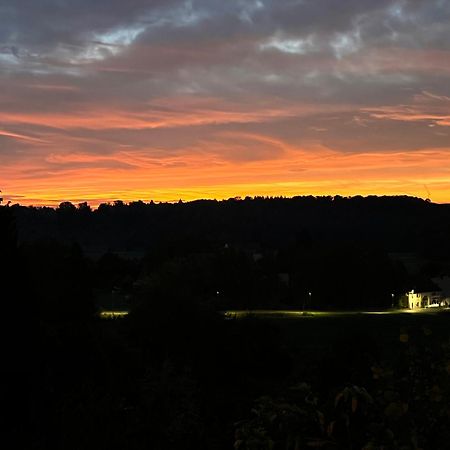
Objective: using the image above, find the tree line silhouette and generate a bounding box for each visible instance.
[10,195,450,309]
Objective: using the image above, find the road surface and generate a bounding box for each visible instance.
[222,308,448,319]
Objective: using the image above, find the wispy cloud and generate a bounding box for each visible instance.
[0,129,50,143]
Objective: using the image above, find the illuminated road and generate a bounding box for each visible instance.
[222,308,448,319]
[99,310,129,319]
[98,308,448,320]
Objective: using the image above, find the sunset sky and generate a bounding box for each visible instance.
[1,0,450,206]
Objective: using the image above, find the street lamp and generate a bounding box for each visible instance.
[303,291,312,311]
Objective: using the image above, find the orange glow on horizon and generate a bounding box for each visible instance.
[2,89,449,207]
[3,146,450,206]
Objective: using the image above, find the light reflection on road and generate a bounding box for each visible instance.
[99,310,129,319]
[98,308,448,320]
[222,308,448,319]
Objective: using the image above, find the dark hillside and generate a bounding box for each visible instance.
[12,196,450,255]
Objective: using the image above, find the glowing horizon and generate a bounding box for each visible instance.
[5,146,450,207]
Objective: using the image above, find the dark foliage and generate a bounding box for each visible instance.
[2,196,450,448]
[11,195,450,309]
[13,196,449,257]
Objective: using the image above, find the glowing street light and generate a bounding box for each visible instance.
[302,291,312,310]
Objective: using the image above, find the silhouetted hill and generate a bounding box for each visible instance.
[9,195,450,310]
[11,195,450,257]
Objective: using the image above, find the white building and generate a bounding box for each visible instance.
[406,289,441,309]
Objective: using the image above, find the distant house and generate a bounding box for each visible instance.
[406,289,442,309]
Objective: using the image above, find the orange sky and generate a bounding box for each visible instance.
[1,0,450,206]
[4,145,450,206]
